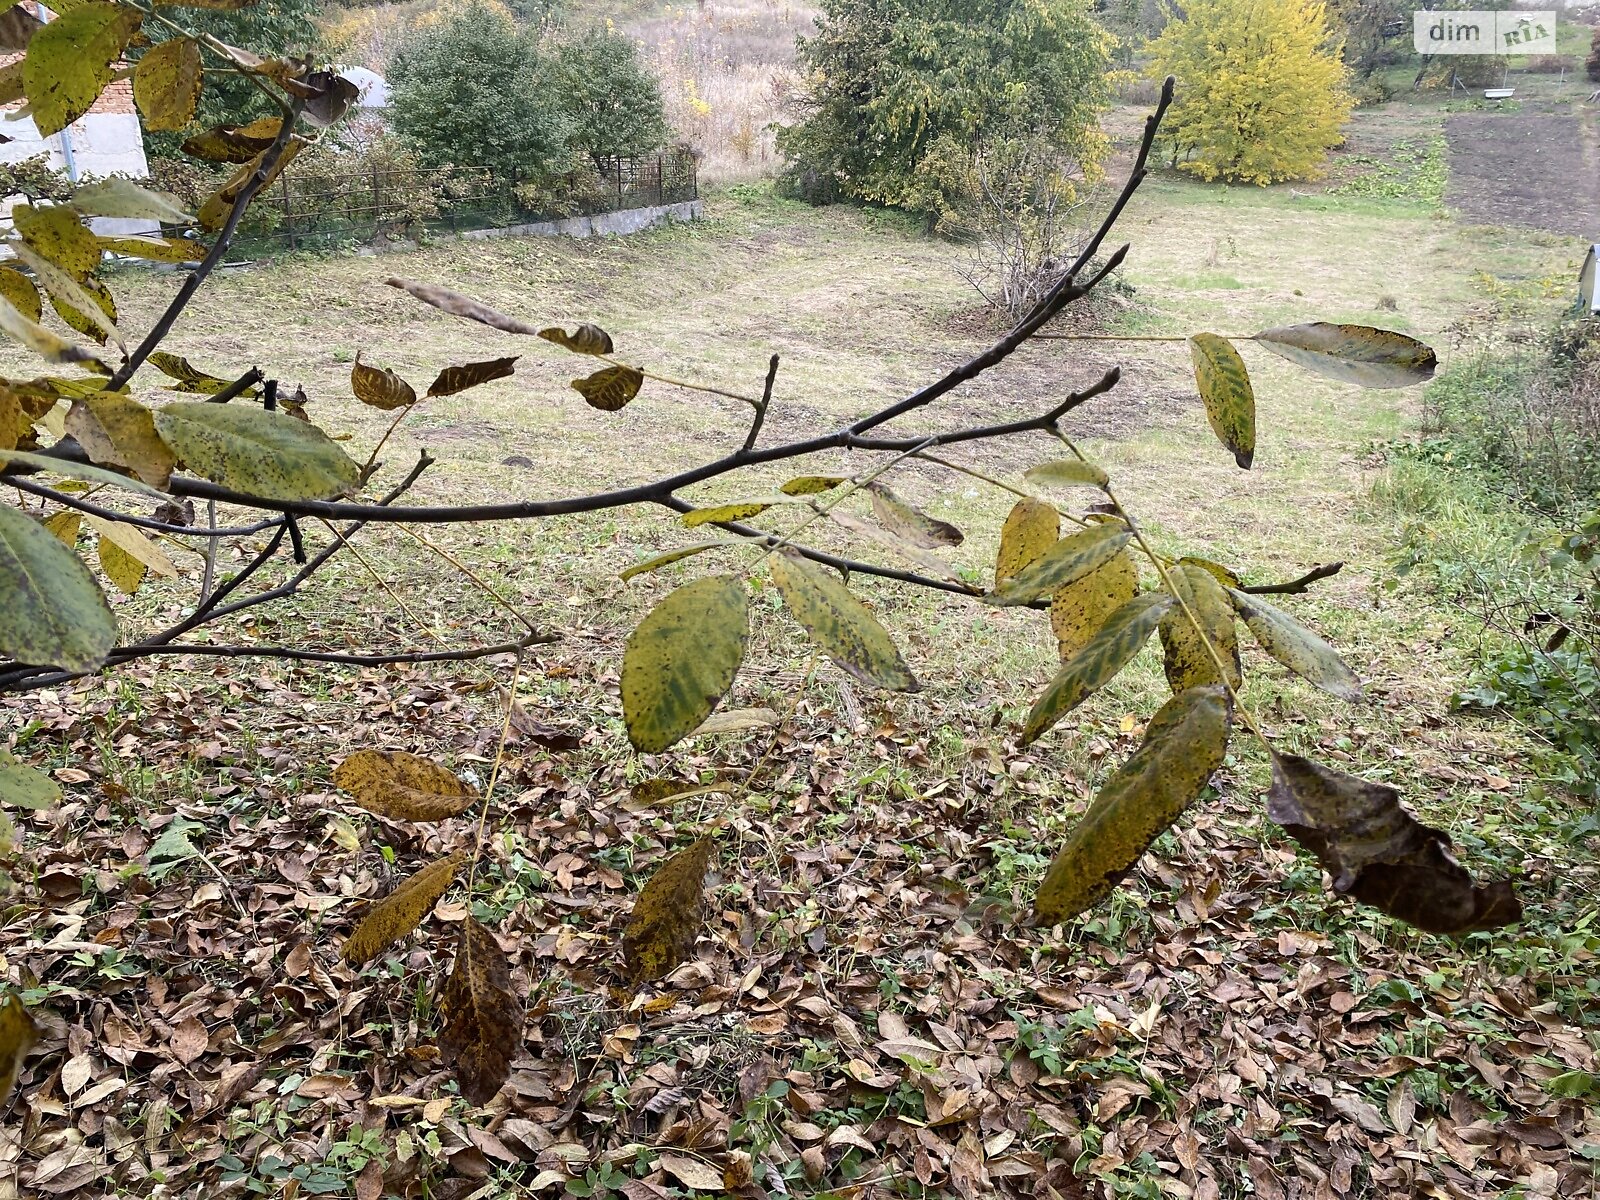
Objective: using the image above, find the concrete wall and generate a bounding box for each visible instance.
[461,200,703,243]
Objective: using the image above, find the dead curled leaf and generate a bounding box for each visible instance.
[1267,752,1522,934]
[622,838,713,984]
[437,917,522,1105]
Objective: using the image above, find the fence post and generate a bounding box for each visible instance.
[372,166,382,243]
[281,174,296,251]
[617,158,624,212]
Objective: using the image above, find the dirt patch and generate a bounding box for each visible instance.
[1445,110,1600,234]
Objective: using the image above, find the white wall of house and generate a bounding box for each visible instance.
[0,111,157,236]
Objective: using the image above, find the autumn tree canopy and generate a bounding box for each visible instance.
[1145,0,1354,185]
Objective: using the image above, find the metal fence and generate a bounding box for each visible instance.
[231,148,698,255]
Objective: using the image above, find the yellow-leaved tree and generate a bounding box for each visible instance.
[1145,0,1353,185]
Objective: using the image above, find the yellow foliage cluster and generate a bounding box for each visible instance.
[1145,0,1353,186]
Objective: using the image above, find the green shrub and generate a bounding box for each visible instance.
[775,0,1111,228]
[388,0,574,179]
[1421,327,1600,516]
[551,28,670,168]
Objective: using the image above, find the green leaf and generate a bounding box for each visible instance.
[0,753,60,810]
[1253,323,1437,389]
[0,447,164,498]
[572,364,643,412]
[1267,752,1521,934]
[1035,685,1231,924]
[995,497,1059,587]
[0,502,116,672]
[1023,593,1172,744]
[69,178,193,224]
[621,575,749,753]
[152,403,360,501]
[620,540,731,581]
[1229,588,1361,701]
[1159,563,1241,694]
[131,36,202,132]
[986,522,1131,607]
[1050,549,1139,660]
[1189,333,1255,469]
[867,484,963,548]
[1024,459,1109,490]
[770,549,917,692]
[22,1,142,136]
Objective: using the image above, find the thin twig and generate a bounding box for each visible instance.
[741,354,780,453]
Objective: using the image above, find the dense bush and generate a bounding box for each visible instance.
[552,28,670,168]
[1589,28,1600,82]
[388,1,574,179]
[775,0,1112,227]
[1145,0,1353,185]
[387,4,669,182]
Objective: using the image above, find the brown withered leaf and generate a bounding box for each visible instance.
[622,838,714,984]
[438,917,522,1105]
[385,278,544,336]
[0,992,37,1104]
[427,356,518,398]
[538,324,614,356]
[331,750,478,821]
[179,116,282,163]
[1267,753,1522,934]
[350,356,416,411]
[343,851,465,965]
[867,483,963,548]
[572,364,644,412]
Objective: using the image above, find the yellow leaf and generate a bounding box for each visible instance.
[987,523,1131,607]
[770,549,917,692]
[96,531,145,594]
[1189,333,1255,469]
[85,515,177,578]
[572,364,643,412]
[132,37,202,132]
[1158,563,1241,693]
[65,391,176,488]
[1050,549,1140,660]
[538,324,614,355]
[867,483,962,548]
[342,851,465,965]
[331,750,478,821]
[41,510,80,547]
[995,497,1060,586]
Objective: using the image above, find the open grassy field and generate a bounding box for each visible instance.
[3,106,1598,1196]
